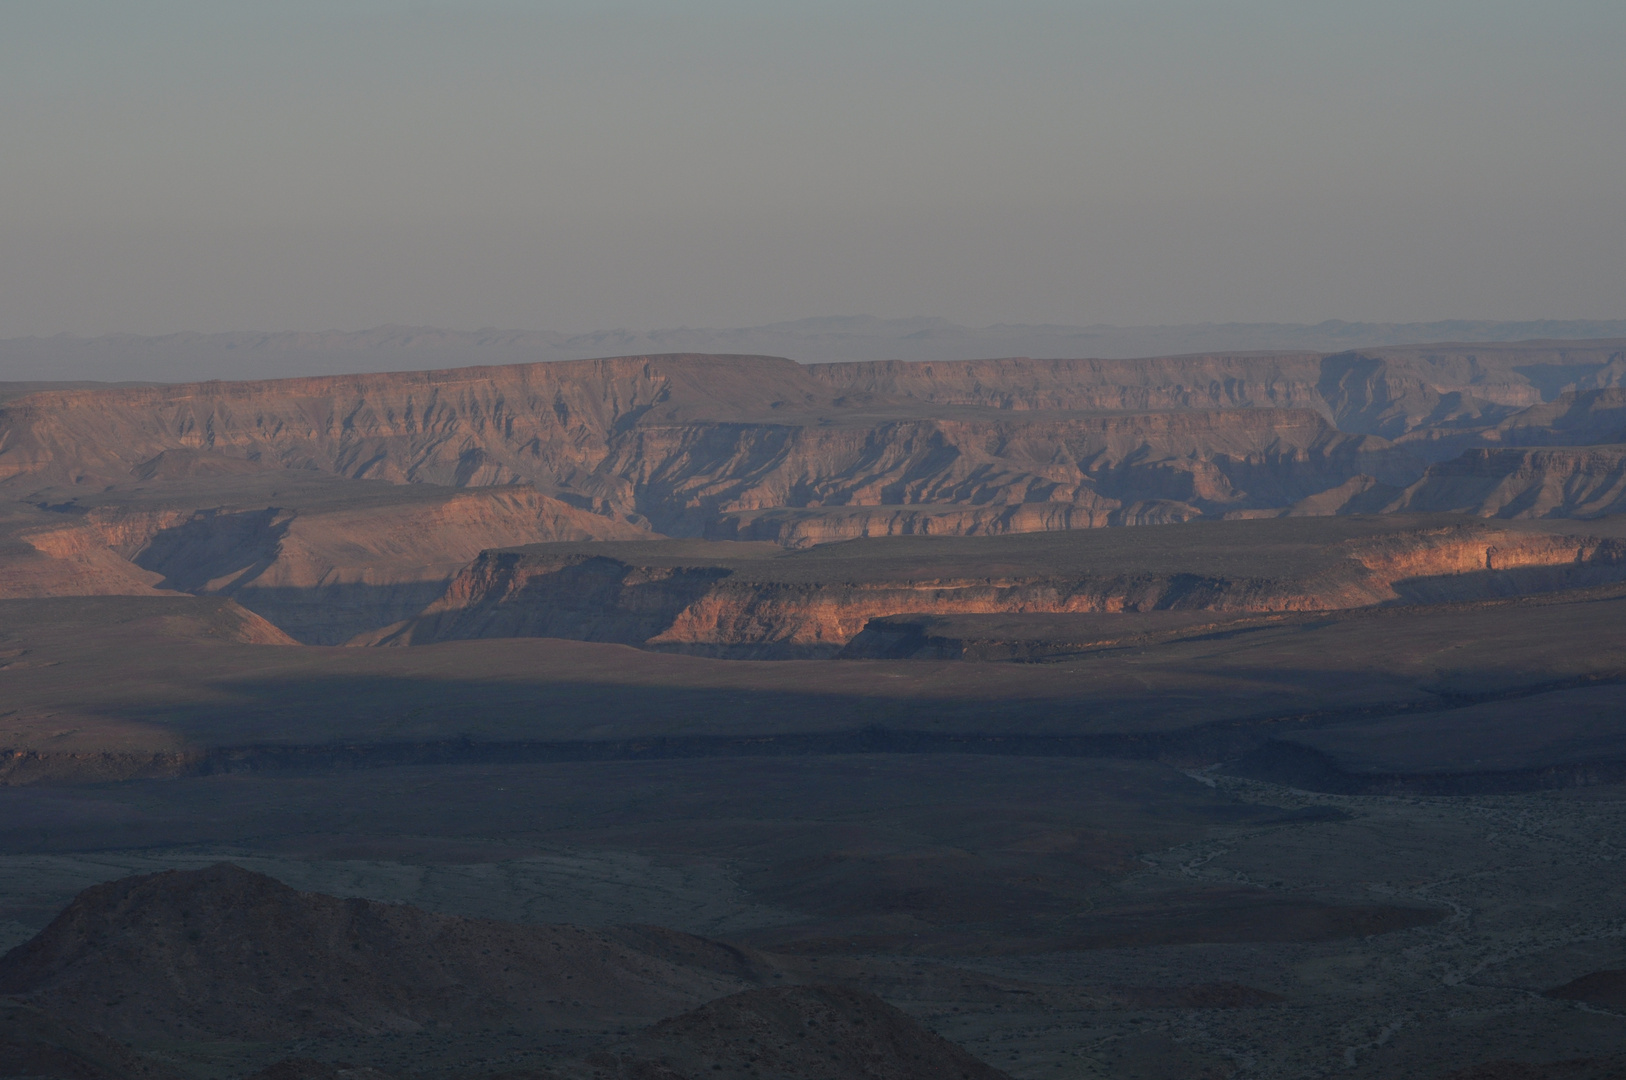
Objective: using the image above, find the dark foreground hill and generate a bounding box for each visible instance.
[0,864,773,1041]
[0,867,1015,1080]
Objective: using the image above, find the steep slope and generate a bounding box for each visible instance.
[1478,387,1626,447]
[0,353,1411,536]
[387,519,1626,654]
[1385,446,1626,519]
[124,484,652,643]
[0,478,651,641]
[0,355,835,499]
[0,865,774,1041]
[4,344,1626,619]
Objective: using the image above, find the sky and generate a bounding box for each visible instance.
[1,1,1623,337]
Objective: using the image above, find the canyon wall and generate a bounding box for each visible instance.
[6,346,1626,644]
[1386,446,1626,520]
[0,482,651,642]
[384,523,1626,656]
[5,346,1625,536]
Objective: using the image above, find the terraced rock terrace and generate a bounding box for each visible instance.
[5,347,1626,1078]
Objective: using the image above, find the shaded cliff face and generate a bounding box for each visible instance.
[1478,387,1626,447]
[3,345,1621,541]
[6,347,1626,643]
[0,354,1412,536]
[0,864,771,1041]
[0,478,652,642]
[122,484,652,643]
[1386,445,1626,519]
[0,355,837,498]
[390,519,1626,654]
[592,406,1403,534]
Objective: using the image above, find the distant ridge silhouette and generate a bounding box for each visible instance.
[4,316,1626,382]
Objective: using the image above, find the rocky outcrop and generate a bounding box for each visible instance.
[9,348,1619,543]
[389,522,1626,654]
[1385,446,1626,519]
[0,355,839,499]
[8,347,1626,633]
[0,865,774,1041]
[0,484,651,641]
[1477,388,1626,447]
[126,484,652,643]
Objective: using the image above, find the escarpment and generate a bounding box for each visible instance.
[4,347,1626,523]
[5,346,1626,646]
[0,479,652,641]
[382,519,1626,655]
[1386,445,1626,520]
[1,345,1622,526]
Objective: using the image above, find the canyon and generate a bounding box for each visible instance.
[3,342,1626,649]
[374,518,1626,655]
[5,342,1626,1079]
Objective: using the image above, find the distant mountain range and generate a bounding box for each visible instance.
[4,316,1626,384]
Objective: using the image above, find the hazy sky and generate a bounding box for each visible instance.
[1,1,1623,336]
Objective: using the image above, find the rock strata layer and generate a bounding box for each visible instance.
[5,348,1626,644]
[384,520,1626,654]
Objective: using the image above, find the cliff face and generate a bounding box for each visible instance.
[594,407,1402,534]
[125,485,652,643]
[707,503,1121,546]
[1387,445,1626,520]
[1477,388,1626,447]
[7,347,1626,645]
[390,522,1626,655]
[0,483,651,642]
[0,354,1409,535]
[5,346,1622,540]
[0,355,831,498]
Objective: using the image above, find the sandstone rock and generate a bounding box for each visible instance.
[1386,445,1626,519]
[390,521,1626,653]
[7,349,1626,641]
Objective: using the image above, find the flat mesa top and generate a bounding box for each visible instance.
[497,513,1626,584]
